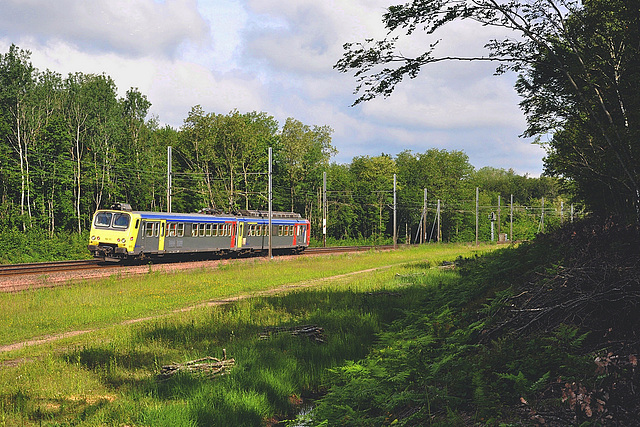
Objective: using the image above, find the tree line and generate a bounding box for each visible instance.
[0,44,563,243]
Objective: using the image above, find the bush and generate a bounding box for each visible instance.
[0,227,90,263]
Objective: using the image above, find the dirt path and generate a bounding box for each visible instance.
[0,263,401,357]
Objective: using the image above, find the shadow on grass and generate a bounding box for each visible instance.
[57,283,439,426]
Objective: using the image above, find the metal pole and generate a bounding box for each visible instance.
[437,199,441,242]
[571,204,574,223]
[475,187,479,246]
[268,147,273,259]
[490,212,495,241]
[497,195,501,239]
[422,188,427,244]
[323,171,327,247]
[393,174,397,248]
[510,194,513,242]
[167,146,172,213]
[541,197,545,233]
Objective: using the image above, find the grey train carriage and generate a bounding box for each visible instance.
[88,205,311,262]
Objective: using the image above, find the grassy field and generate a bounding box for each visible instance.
[0,244,492,426]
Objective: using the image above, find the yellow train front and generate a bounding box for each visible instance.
[88,204,310,262]
[87,204,142,262]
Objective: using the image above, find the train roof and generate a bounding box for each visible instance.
[94,209,308,223]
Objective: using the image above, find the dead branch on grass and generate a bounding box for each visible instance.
[158,350,235,380]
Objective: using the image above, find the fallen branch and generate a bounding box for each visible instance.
[158,350,235,381]
[260,325,326,343]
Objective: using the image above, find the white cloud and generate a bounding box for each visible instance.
[0,0,208,57]
[359,70,526,131]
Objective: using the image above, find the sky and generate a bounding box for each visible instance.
[0,0,546,176]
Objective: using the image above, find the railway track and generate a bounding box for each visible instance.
[0,259,104,277]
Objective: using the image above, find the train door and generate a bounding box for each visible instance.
[293,224,298,246]
[237,222,244,248]
[229,221,236,249]
[139,220,163,253]
[158,220,166,252]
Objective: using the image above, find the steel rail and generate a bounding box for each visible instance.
[0,259,103,276]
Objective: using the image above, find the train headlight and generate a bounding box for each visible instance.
[91,236,95,241]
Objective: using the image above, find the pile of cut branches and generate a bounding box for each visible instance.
[483,218,640,424]
[485,219,640,345]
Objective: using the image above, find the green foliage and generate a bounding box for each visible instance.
[308,238,595,425]
[0,227,90,263]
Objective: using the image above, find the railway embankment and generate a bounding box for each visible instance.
[312,218,640,425]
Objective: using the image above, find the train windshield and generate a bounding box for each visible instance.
[94,211,130,229]
[113,213,130,228]
[95,212,112,227]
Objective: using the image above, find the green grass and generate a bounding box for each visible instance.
[0,244,488,426]
[0,244,489,348]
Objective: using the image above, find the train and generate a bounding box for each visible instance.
[88,203,310,262]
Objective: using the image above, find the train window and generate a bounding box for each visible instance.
[205,223,212,237]
[135,219,140,229]
[212,223,218,236]
[257,225,262,236]
[278,225,283,236]
[199,223,206,237]
[95,212,112,227]
[177,223,185,237]
[155,223,161,238]
[168,223,176,237]
[113,213,130,229]
[161,223,165,237]
[145,222,154,237]
[191,224,198,237]
[297,226,301,236]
